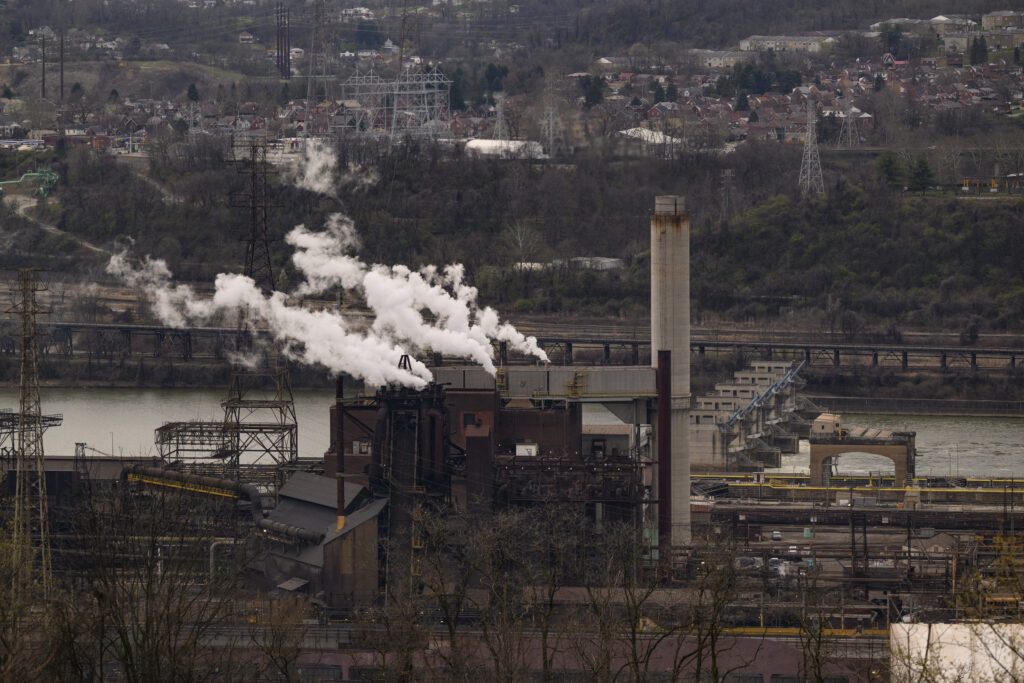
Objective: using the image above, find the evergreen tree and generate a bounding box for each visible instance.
[650,81,666,103]
[187,83,200,102]
[747,108,758,122]
[736,91,749,111]
[876,151,902,186]
[908,157,934,193]
[578,75,603,108]
[970,36,989,65]
[879,23,902,57]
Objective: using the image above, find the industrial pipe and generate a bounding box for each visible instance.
[123,464,324,544]
[657,350,672,561]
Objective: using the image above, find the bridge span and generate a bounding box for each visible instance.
[0,320,1020,373]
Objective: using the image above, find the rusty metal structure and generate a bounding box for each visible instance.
[6,269,62,595]
[156,142,297,481]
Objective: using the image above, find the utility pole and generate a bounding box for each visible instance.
[798,100,824,196]
[285,6,291,80]
[40,35,46,100]
[59,30,64,103]
[276,3,282,79]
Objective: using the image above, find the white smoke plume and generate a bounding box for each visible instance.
[289,138,339,196]
[106,140,548,388]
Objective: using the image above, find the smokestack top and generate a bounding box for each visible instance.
[655,195,685,216]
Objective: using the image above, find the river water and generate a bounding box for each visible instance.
[1,390,1021,477]
[0,387,335,460]
[775,413,1024,478]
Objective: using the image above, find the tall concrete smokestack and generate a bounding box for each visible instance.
[651,195,691,546]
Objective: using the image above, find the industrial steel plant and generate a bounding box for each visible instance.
[4,172,1022,681]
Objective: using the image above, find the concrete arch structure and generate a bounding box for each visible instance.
[807,414,916,487]
[809,441,914,487]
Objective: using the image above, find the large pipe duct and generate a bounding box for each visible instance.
[651,195,691,546]
[124,465,323,544]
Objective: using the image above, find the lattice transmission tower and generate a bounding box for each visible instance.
[492,98,511,141]
[798,102,824,196]
[154,142,297,484]
[223,141,298,474]
[7,269,62,597]
[720,168,735,221]
[540,98,565,157]
[837,95,859,149]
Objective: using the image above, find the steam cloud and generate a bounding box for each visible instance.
[107,142,548,388]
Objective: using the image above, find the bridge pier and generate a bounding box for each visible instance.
[902,351,908,370]
[60,328,73,358]
[833,349,840,367]
[631,344,639,365]
[603,343,610,364]
[941,352,947,370]
[971,352,977,370]
[565,342,573,365]
[872,351,878,366]
[804,348,811,364]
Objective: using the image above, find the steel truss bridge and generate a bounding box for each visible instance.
[1,321,1023,373]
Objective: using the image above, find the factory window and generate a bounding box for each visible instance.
[462,412,476,428]
[591,438,606,457]
[695,416,700,425]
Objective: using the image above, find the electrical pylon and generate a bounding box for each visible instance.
[493,98,510,141]
[838,96,859,149]
[540,101,565,157]
[8,269,60,596]
[223,142,298,476]
[720,168,735,221]
[799,102,825,196]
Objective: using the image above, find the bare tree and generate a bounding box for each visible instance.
[0,520,54,680]
[47,486,251,682]
[248,596,313,683]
